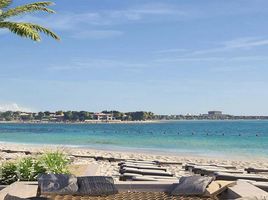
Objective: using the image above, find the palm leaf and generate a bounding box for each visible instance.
[27,23,60,41]
[0,21,60,41]
[0,2,55,19]
[0,0,12,9]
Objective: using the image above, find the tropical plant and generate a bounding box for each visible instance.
[0,161,17,185]
[0,151,70,185]
[0,0,60,41]
[39,151,70,174]
[16,157,46,181]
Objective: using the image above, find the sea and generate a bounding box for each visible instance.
[0,120,267,157]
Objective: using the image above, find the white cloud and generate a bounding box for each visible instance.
[154,37,268,63]
[190,37,268,56]
[10,3,185,31]
[222,37,268,49]
[155,55,268,63]
[48,58,149,71]
[71,30,124,39]
[0,103,33,112]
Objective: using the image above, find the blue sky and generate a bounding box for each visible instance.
[1,0,268,115]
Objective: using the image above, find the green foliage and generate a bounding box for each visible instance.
[0,0,60,41]
[0,162,17,185]
[39,151,70,174]
[0,2,55,20]
[0,110,157,122]
[0,0,12,9]
[0,151,70,185]
[125,111,155,121]
[16,157,46,181]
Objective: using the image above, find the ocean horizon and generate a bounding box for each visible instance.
[0,120,267,158]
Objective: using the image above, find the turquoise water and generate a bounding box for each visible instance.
[0,121,268,157]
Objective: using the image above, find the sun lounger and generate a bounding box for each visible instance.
[252,181,268,192]
[196,168,243,176]
[120,167,174,177]
[191,166,226,174]
[71,154,96,159]
[131,176,179,182]
[119,173,178,181]
[219,180,268,199]
[214,172,268,182]
[240,180,268,192]
[155,161,182,165]
[120,162,158,166]
[120,164,167,171]
[245,167,268,174]
[185,163,236,171]
[124,160,157,164]
[119,161,159,167]
[0,179,236,200]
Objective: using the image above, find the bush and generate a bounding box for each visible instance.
[0,162,17,185]
[0,151,70,185]
[39,151,70,174]
[17,157,46,181]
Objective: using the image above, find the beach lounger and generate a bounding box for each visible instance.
[0,179,235,200]
[252,181,268,192]
[158,161,182,165]
[71,154,96,159]
[191,166,226,174]
[214,172,268,182]
[197,168,243,176]
[219,180,268,199]
[131,176,179,182]
[120,167,174,177]
[119,173,178,181]
[245,167,268,174]
[121,160,182,166]
[169,176,235,199]
[120,164,167,171]
[119,161,158,167]
[185,163,236,171]
[239,180,268,192]
[124,160,157,164]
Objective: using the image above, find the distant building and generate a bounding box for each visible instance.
[208,111,223,116]
[93,113,114,121]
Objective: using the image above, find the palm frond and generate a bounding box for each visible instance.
[0,0,12,9]
[0,21,60,41]
[0,2,55,19]
[27,23,60,41]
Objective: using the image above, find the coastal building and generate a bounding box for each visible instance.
[208,111,222,116]
[93,113,114,121]
[19,112,31,116]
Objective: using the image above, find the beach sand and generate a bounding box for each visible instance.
[1,143,268,181]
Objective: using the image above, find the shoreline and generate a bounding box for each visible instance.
[0,120,161,124]
[1,142,268,180]
[1,142,268,163]
[1,119,268,125]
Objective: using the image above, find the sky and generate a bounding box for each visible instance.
[1,0,268,115]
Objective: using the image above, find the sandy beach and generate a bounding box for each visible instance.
[1,143,268,181]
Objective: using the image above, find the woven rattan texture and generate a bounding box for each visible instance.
[43,192,214,200]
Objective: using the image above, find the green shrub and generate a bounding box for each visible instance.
[0,151,70,185]
[39,151,70,174]
[0,162,17,185]
[17,157,46,181]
